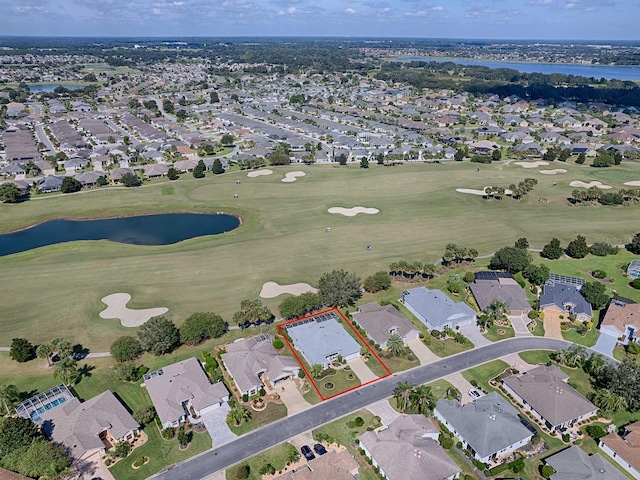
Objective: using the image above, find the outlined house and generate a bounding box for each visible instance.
[502,366,598,433]
[351,302,419,349]
[469,272,531,317]
[400,286,476,331]
[144,357,229,429]
[285,311,360,369]
[221,334,299,397]
[540,275,593,323]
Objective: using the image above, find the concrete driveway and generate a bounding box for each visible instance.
[366,398,401,426]
[443,372,478,404]
[279,379,312,416]
[543,310,564,339]
[407,338,439,365]
[460,323,491,347]
[509,314,532,336]
[592,332,617,358]
[201,403,237,447]
[76,452,115,480]
[347,357,378,383]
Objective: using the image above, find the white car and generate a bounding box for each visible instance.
[469,388,481,399]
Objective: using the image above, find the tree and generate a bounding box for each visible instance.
[393,382,412,412]
[110,336,142,362]
[137,316,181,355]
[0,384,20,415]
[409,385,436,415]
[167,167,179,180]
[317,269,362,307]
[228,405,251,426]
[212,158,225,174]
[0,416,40,458]
[363,271,391,293]
[51,337,73,360]
[310,364,324,379]
[220,133,235,146]
[541,238,563,259]
[60,176,82,193]
[9,338,34,363]
[593,388,628,413]
[590,242,618,256]
[337,153,347,165]
[210,91,220,103]
[566,235,589,259]
[121,172,142,187]
[580,281,609,310]
[278,292,322,320]
[476,309,494,332]
[514,237,529,250]
[54,357,79,385]
[233,299,274,326]
[605,359,640,410]
[360,157,369,168]
[488,246,532,273]
[387,334,405,356]
[522,264,549,286]
[36,343,54,367]
[177,426,190,447]
[133,405,156,426]
[576,152,586,164]
[113,362,140,381]
[491,149,501,161]
[10,438,71,479]
[193,159,206,178]
[96,175,108,186]
[0,183,23,203]
[454,149,465,161]
[180,312,227,345]
[543,149,556,162]
[629,233,640,255]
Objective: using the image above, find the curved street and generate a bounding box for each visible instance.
[151,337,582,480]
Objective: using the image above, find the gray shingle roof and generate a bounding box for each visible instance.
[545,446,627,480]
[470,273,531,313]
[352,303,417,346]
[435,392,533,459]
[540,283,593,318]
[287,317,360,366]
[503,366,597,429]
[401,286,476,329]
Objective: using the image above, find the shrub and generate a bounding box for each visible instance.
[114,441,131,458]
[259,463,276,475]
[592,269,607,279]
[541,464,555,478]
[236,464,250,480]
[259,388,266,397]
[133,406,156,426]
[161,427,175,440]
[470,379,479,388]
[463,271,475,283]
[110,336,143,362]
[439,434,453,449]
[113,362,140,382]
[298,369,306,378]
[586,424,606,439]
[133,456,146,468]
[590,242,618,256]
[630,278,640,290]
[431,330,442,339]
[562,433,570,442]
[242,394,249,402]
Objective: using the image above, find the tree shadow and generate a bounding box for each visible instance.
[77,363,96,383]
[72,343,90,359]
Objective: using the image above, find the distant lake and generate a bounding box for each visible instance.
[28,84,85,92]
[397,57,640,81]
[0,213,240,257]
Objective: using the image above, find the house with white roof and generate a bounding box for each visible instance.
[400,286,476,331]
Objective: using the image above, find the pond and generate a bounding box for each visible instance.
[27,84,86,92]
[0,212,240,257]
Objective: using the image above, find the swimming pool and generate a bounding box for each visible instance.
[29,396,67,422]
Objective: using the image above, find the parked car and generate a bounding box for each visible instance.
[301,445,316,461]
[469,388,481,399]
[313,443,327,456]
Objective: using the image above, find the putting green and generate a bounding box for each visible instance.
[1,161,638,351]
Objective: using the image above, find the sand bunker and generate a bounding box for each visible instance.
[569,180,612,189]
[624,180,640,186]
[99,293,168,327]
[514,161,549,168]
[260,282,318,299]
[539,169,567,175]
[282,171,305,183]
[456,186,513,196]
[328,206,379,216]
[247,169,273,178]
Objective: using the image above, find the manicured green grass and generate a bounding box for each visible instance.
[428,336,474,357]
[316,369,361,398]
[613,347,627,361]
[371,352,419,374]
[311,411,382,480]
[462,360,510,392]
[2,162,640,354]
[561,321,600,347]
[483,323,515,342]
[225,442,298,480]
[109,425,211,480]
[227,402,288,436]
[531,318,545,336]
[518,350,554,365]
[426,379,458,400]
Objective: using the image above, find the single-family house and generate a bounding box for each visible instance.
[540,280,593,323]
[174,159,198,172]
[16,385,139,464]
[470,272,531,316]
[285,312,360,369]
[599,297,640,347]
[400,286,476,331]
[143,163,169,179]
[627,260,640,279]
[502,366,598,433]
[144,357,229,429]
[434,392,534,464]
[511,142,546,156]
[471,140,500,154]
[544,445,628,480]
[359,415,460,480]
[75,171,103,187]
[351,302,419,349]
[598,421,640,479]
[271,449,359,480]
[221,334,299,397]
[0,163,26,177]
[38,175,65,193]
[109,167,135,182]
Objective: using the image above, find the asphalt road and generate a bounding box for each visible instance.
[151,337,574,480]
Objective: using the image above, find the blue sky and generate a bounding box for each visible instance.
[0,0,638,40]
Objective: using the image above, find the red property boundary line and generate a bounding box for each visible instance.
[277,307,392,401]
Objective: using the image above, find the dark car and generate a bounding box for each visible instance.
[301,445,316,462]
[313,443,327,456]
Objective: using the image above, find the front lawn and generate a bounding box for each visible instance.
[483,323,515,342]
[109,424,211,480]
[561,320,600,347]
[530,318,545,336]
[316,368,361,399]
[225,442,298,480]
[426,335,474,357]
[370,352,419,374]
[462,360,510,392]
[518,350,554,365]
[228,402,288,436]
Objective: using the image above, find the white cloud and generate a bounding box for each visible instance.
[345,7,357,14]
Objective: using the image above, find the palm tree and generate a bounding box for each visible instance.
[476,309,494,332]
[585,353,608,378]
[360,347,372,360]
[36,343,54,367]
[387,334,405,356]
[0,384,20,415]
[409,385,436,415]
[54,357,79,386]
[51,337,73,361]
[593,389,628,413]
[393,382,412,412]
[228,405,251,426]
[310,364,324,380]
[489,300,510,323]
